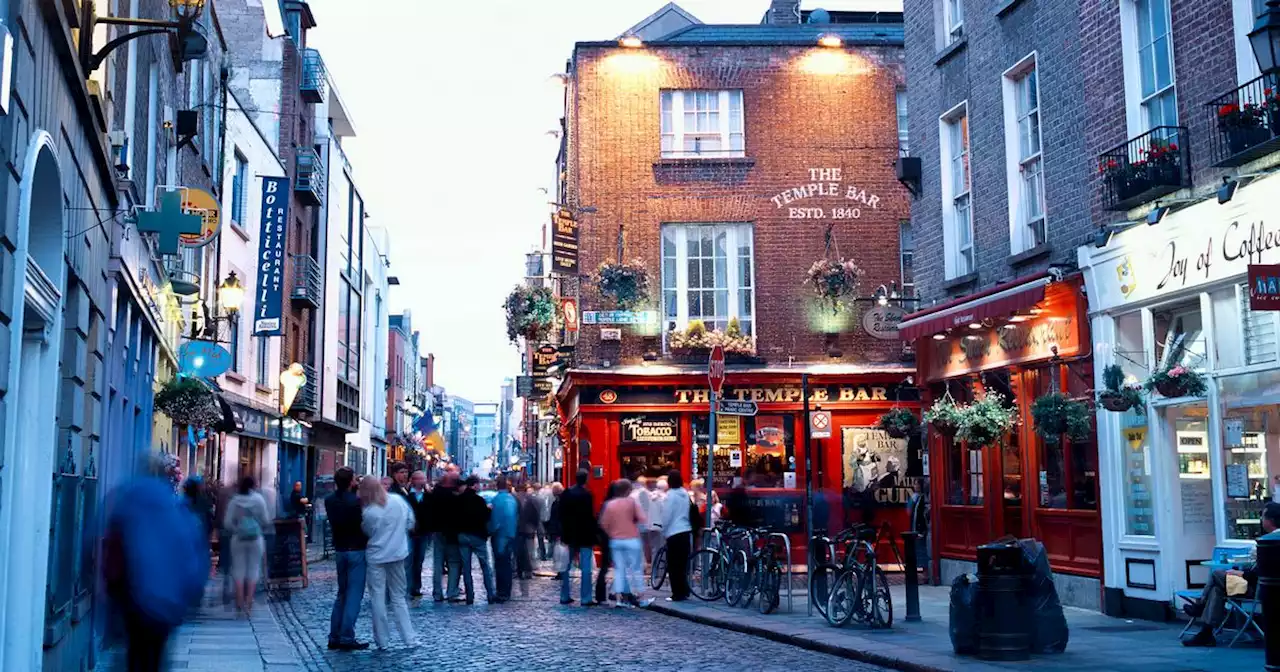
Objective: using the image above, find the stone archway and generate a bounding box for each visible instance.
[0,131,68,671]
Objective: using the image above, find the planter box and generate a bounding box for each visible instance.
[1224,125,1271,156]
[667,350,760,366]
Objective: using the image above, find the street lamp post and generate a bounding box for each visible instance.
[1251,0,1280,75]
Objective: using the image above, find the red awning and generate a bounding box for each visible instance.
[898,274,1052,341]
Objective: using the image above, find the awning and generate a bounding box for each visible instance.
[213,394,244,434]
[898,274,1052,341]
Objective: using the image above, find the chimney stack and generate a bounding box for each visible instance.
[767,0,801,25]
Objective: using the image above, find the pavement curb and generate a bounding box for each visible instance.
[645,602,951,672]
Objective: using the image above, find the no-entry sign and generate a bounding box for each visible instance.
[810,410,832,439]
[708,345,726,394]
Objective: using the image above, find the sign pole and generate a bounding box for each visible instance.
[708,389,716,532]
[802,373,813,616]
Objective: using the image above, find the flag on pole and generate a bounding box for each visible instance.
[414,412,446,455]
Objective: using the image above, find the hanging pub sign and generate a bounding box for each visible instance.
[531,344,558,394]
[253,176,291,335]
[551,208,580,275]
[1248,264,1280,311]
[178,339,233,377]
[863,305,906,340]
[620,415,680,444]
[178,188,222,247]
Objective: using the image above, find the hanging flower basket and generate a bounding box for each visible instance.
[923,394,964,437]
[957,392,1017,447]
[877,408,919,440]
[154,377,223,427]
[1096,364,1144,413]
[504,284,556,344]
[1031,391,1093,444]
[805,258,861,314]
[1144,365,1207,399]
[598,260,651,310]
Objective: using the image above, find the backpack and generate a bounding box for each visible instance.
[234,501,263,540]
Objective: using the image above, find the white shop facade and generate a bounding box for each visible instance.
[1078,172,1280,620]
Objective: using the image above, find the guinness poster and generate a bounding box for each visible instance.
[620,415,680,445]
[842,427,913,506]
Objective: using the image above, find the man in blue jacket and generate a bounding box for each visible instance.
[489,475,519,602]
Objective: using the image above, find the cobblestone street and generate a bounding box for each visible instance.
[271,558,888,672]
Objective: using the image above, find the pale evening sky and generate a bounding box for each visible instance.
[306,1,885,401]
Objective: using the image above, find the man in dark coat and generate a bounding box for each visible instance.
[429,471,461,602]
[456,476,496,604]
[557,469,597,605]
[400,470,433,598]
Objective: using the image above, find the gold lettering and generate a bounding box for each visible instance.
[751,389,766,402]
[838,387,856,402]
[765,388,787,402]
[871,387,888,401]
[692,389,709,404]
[787,388,803,402]
[812,389,830,402]
[734,389,750,402]
[676,390,691,403]
[854,388,870,401]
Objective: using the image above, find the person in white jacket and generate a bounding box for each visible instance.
[630,476,653,569]
[358,477,417,650]
[222,475,273,617]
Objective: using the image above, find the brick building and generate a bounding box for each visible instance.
[898,0,1103,609]
[554,2,921,544]
[1074,0,1280,621]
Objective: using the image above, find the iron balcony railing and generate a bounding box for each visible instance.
[290,253,322,308]
[300,48,327,104]
[293,363,319,416]
[1097,125,1191,211]
[294,147,325,206]
[1205,72,1280,168]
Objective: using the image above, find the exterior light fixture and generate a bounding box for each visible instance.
[968,323,983,330]
[933,333,947,341]
[1218,177,1239,204]
[280,363,308,415]
[217,271,245,314]
[1250,0,1280,74]
[1147,203,1170,226]
[79,0,208,74]
[818,34,843,48]
[877,293,889,307]
[619,35,644,48]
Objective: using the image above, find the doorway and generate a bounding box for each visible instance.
[1163,402,1217,590]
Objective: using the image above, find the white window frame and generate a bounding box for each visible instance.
[938,101,974,279]
[1002,53,1047,254]
[1233,0,1269,85]
[660,223,755,338]
[659,90,745,159]
[1120,0,1179,138]
[895,89,909,155]
[944,0,965,45]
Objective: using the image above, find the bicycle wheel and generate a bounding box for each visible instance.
[725,550,750,607]
[858,566,894,629]
[688,549,724,601]
[757,557,782,615]
[650,547,668,590]
[824,567,861,627]
[809,562,841,620]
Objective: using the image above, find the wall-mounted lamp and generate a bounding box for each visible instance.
[217,271,244,314]
[1219,177,1240,204]
[818,34,843,48]
[1250,0,1280,74]
[619,35,644,49]
[79,0,209,75]
[1147,203,1170,226]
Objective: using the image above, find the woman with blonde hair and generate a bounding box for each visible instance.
[359,476,417,650]
[222,475,271,617]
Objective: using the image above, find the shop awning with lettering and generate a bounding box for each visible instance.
[897,274,1052,341]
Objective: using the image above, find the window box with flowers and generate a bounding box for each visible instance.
[666,318,759,364]
[1097,127,1187,210]
[1217,101,1270,157]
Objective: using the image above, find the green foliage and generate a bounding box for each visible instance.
[154,376,222,427]
[805,258,861,313]
[504,285,556,344]
[923,394,964,434]
[957,392,1018,447]
[1101,364,1127,393]
[1144,365,1208,397]
[878,408,919,439]
[1031,392,1093,444]
[598,260,651,310]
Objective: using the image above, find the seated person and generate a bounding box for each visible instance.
[1183,501,1280,647]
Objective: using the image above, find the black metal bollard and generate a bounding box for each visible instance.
[1259,535,1280,671]
[901,531,922,622]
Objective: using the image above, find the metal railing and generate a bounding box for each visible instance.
[769,531,794,613]
[290,254,321,308]
[1204,72,1280,168]
[293,363,319,415]
[300,48,327,103]
[294,147,326,206]
[1097,125,1190,211]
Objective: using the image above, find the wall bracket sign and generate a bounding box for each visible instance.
[582,310,658,325]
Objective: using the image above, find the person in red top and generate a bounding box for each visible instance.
[599,479,649,607]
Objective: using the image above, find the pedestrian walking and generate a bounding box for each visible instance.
[222,475,272,617]
[103,455,209,672]
[630,476,652,570]
[388,462,411,499]
[547,482,565,579]
[358,476,418,650]
[647,478,667,565]
[535,483,552,560]
[661,471,694,602]
[517,485,540,580]
[490,476,519,602]
[182,476,213,567]
[400,470,433,598]
[325,467,369,651]
[456,476,497,603]
[594,485,618,604]
[558,469,597,606]
[214,480,235,604]
[430,471,462,601]
[600,479,649,607]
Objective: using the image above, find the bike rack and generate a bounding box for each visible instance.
[702,527,723,552]
[768,532,794,613]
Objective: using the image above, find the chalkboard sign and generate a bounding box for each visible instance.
[268,518,308,587]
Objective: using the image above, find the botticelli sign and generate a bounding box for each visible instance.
[863,305,906,340]
[253,176,290,335]
[769,168,883,221]
[1249,264,1280,311]
[620,415,680,445]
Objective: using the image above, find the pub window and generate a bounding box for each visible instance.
[1030,365,1099,511]
[936,381,981,505]
[659,90,745,159]
[661,223,755,339]
[745,415,795,489]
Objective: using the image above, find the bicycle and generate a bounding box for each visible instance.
[808,526,863,620]
[649,545,667,590]
[825,525,892,628]
[688,523,745,602]
[726,527,785,614]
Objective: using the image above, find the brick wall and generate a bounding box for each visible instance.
[567,42,909,366]
[904,0,1093,309]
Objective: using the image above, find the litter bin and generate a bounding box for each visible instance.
[976,542,1031,661]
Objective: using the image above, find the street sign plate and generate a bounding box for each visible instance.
[717,400,758,416]
[581,310,658,325]
[708,345,726,394]
[810,410,832,439]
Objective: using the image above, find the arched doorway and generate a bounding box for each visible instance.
[0,132,68,671]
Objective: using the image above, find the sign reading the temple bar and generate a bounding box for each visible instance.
[620,415,680,444]
[253,176,290,335]
[1249,264,1280,311]
[551,208,580,275]
[768,168,883,221]
[531,345,557,394]
[583,383,919,406]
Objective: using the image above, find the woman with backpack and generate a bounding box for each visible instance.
[222,475,272,617]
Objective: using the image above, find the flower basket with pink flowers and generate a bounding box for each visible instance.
[1144,365,1207,399]
[805,258,861,314]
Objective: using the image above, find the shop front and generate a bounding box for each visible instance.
[558,367,922,559]
[898,273,1102,609]
[1079,172,1280,619]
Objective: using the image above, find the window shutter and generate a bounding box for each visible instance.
[1240,286,1279,365]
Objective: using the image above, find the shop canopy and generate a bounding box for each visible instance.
[897,273,1052,341]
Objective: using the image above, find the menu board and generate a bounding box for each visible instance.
[269,518,308,586]
[1226,463,1250,498]
[1181,479,1215,535]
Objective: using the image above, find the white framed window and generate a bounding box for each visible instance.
[661,223,755,336]
[1003,54,1046,253]
[1136,0,1172,131]
[944,0,965,45]
[1233,0,1270,84]
[231,151,249,225]
[899,219,915,297]
[256,336,270,386]
[938,102,973,279]
[895,90,909,154]
[659,90,745,159]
